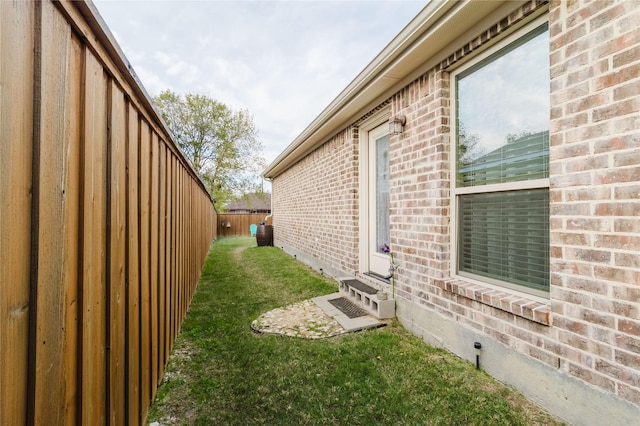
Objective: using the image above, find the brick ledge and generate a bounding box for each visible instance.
[437,279,552,326]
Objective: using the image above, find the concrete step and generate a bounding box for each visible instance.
[312,293,382,332]
[338,278,396,319]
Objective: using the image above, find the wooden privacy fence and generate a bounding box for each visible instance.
[0,1,217,424]
[217,213,272,237]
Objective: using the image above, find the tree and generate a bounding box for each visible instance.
[457,121,483,166]
[154,90,266,208]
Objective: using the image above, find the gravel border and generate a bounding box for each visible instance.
[251,299,346,339]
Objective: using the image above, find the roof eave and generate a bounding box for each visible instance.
[263,0,518,179]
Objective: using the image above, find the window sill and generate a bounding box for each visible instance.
[436,278,551,326]
[363,271,391,284]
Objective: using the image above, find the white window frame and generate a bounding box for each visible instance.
[449,15,550,300]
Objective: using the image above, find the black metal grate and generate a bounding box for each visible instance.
[342,279,378,294]
[328,297,369,318]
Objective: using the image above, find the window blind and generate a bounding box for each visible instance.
[457,188,549,292]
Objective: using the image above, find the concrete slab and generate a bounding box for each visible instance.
[312,293,383,333]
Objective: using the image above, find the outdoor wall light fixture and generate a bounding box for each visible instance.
[389,114,406,135]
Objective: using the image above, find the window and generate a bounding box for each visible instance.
[452,20,550,297]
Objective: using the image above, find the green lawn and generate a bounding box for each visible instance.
[148,237,561,425]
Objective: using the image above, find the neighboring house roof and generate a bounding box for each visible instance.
[225,193,271,212]
[459,131,550,186]
[263,0,514,179]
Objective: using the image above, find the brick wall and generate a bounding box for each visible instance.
[272,128,360,275]
[548,0,640,406]
[271,0,640,414]
[388,67,451,298]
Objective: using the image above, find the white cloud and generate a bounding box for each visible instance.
[94,0,426,165]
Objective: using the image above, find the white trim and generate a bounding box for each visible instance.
[359,110,391,275]
[368,124,391,276]
[455,178,549,195]
[449,15,550,298]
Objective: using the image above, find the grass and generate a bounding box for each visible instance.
[148,237,561,425]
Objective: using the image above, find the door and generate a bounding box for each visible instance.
[367,123,390,276]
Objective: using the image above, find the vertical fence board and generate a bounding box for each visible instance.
[182,169,188,320]
[126,108,141,424]
[164,148,172,363]
[158,143,167,378]
[32,3,81,422]
[187,180,193,298]
[172,158,180,342]
[218,213,270,237]
[63,33,83,426]
[108,84,127,425]
[139,122,151,422]
[168,156,174,345]
[0,2,217,423]
[177,168,183,325]
[178,167,184,325]
[149,133,160,397]
[81,49,108,424]
[0,2,33,425]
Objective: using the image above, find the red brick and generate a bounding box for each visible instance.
[564,275,610,296]
[613,151,640,168]
[589,3,628,31]
[557,318,590,338]
[613,46,640,68]
[565,217,612,232]
[595,202,640,216]
[619,319,640,337]
[612,285,640,301]
[553,288,592,307]
[527,344,560,368]
[565,122,610,144]
[564,186,611,201]
[551,112,588,131]
[568,362,594,384]
[579,307,616,329]
[564,92,608,115]
[554,141,590,159]
[614,218,640,233]
[552,232,588,246]
[551,173,593,190]
[594,265,640,284]
[618,383,640,407]
[593,134,640,153]
[566,154,610,173]
[594,234,640,251]
[594,63,640,91]
[615,252,640,268]
[565,248,611,264]
[592,98,640,123]
[615,334,640,354]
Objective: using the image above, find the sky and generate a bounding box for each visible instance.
[457,24,550,157]
[93,0,427,170]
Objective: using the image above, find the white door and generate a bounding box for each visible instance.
[367,124,390,276]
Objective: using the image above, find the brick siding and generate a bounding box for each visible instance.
[548,0,640,406]
[272,128,360,275]
[271,0,640,410]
